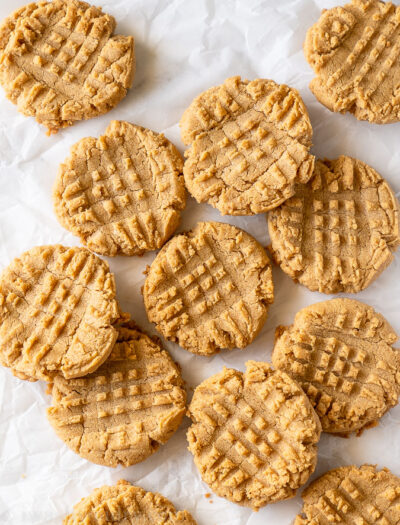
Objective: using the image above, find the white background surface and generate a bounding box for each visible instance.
[0,0,399,523]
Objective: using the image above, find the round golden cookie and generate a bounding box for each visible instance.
[187,361,321,510]
[180,76,315,215]
[53,120,185,257]
[0,245,120,381]
[0,0,134,134]
[305,0,400,124]
[143,221,274,356]
[268,155,400,294]
[47,319,186,467]
[295,465,400,525]
[272,299,400,435]
[64,480,197,524]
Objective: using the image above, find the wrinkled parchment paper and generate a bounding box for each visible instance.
[0,0,400,523]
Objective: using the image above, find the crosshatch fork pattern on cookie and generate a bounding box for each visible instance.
[0,245,119,381]
[181,77,314,215]
[144,223,273,355]
[305,0,400,123]
[273,301,400,434]
[268,156,400,293]
[0,0,133,132]
[188,364,320,509]
[47,323,186,467]
[295,465,400,525]
[55,121,185,256]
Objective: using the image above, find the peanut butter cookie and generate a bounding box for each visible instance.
[268,155,400,293]
[53,121,185,256]
[305,0,400,124]
[64,480,197,524]
[0,0,134,133]
[143,221,274,356]
[272,299,400,435]
[47,318,186,467]
[180,76,315,215]
[187,361,321,510]
[295,465,400,525]
[0,245,119,381]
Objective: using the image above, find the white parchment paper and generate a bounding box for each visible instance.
[0,0,399,523]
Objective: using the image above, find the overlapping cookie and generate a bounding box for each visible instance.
[47,319,186,467]
[64,480,197,524]
[295,465,400,524]
[54,120,185,256]
[0,244,120,381]
[0,0,135,133]
[180,76,315,215]
[187,361,321,510]
[272,299,400,434]
[305,0,400,123]
[144,221,274,356]
[268,155,400,293]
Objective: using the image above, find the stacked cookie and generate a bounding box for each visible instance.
[0,0,400,523]
[0,244,187,469]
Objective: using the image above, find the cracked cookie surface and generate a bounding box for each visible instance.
[187,361,321,510]
[268,155,400,294]
[0,0,134,133]
[305,0,400,124]
[295,465,400,525]
[47,319,186,467]
[180,76,315,215]
[143,221,274,356]
[53,120,185,256]
[272,299,400,434]
[64,480,197,524]
[0,244,119,381]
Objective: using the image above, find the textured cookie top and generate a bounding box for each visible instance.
[295,465,400,525]
[0,0,134,133]
[53,120,185,256]
[0,245,119,381]
[268,155,400,294]
[143,221,274,356]
[47,319,186,467]
[187,361,321,510]
[180,76,314,215]
[305,0,400,124]
[64,480,197,524]
[272,299,400,434]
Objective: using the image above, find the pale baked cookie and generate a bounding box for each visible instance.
[180,76,315,215]
[272,299,400,435]
[143,221,274,356]
[295,465,400,525]
[0,0,134,133]
[268,155,400,294]
[64,480,197,524]
[0,245,119,381]
[187,361,321,510]
[305,0,400,124]
[53,121,185,256]
[47,319,186,467]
